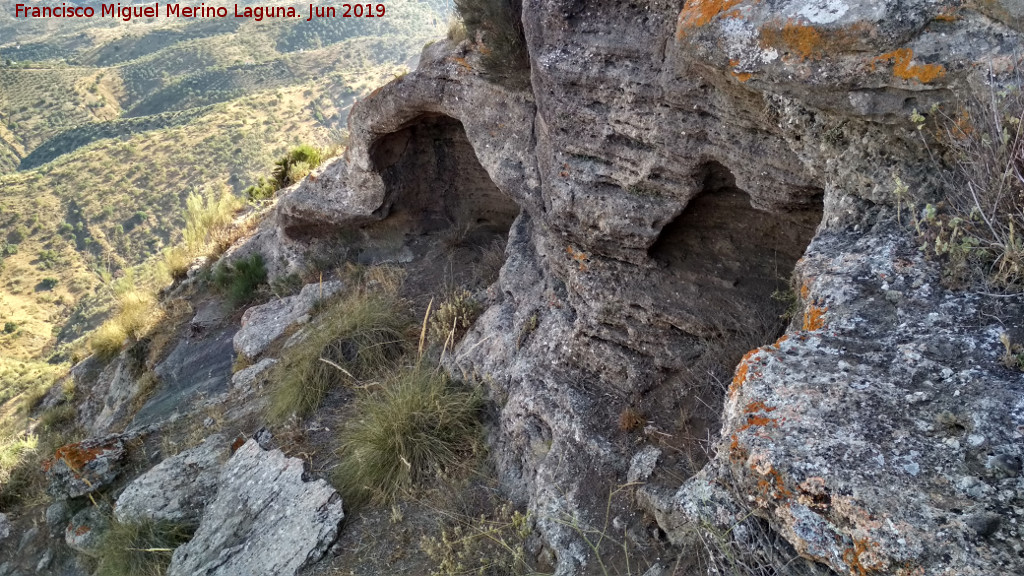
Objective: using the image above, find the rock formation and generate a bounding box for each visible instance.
[266,1,1024,574]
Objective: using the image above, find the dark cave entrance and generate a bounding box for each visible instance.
[643,160,823,477]
[366,114,520,297]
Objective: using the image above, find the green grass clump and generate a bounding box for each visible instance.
[95,518,193,576]
[267,287,413,423]
[213,253,267,307]
[271,143,324,189]
[332,363,482,507]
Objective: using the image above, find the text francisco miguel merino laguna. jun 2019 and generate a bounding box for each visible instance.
[13,2,387,22]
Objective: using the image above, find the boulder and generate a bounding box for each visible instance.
[230,358,277,391]
[167,440,343,576]
[232,281,342,359]
[114,434,230,526]
[64,506,110,556]
[45,435,128,499]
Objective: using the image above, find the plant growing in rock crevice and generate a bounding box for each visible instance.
[94,517,193,576]
[454,0,531,88]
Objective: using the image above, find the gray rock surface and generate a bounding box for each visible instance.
[131,324,236,429]
[0,513,9,542]
[45,435,128,499]
[232,281,342,359]
[115,434,230,526]
[230,357,277,391]
[167,440,343,576]
[64,505,109,556]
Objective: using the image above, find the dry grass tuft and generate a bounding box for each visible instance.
[95,518,193,576]
[332,363,482,508]
[266,283,413,423]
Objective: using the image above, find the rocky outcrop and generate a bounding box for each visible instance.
[114,434,230,526]
[45,435,129,500]
[64,505,109,556]
[167,440,343,576]
[233,280,342,359]
[261,0,1024,574]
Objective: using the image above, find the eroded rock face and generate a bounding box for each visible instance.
[167,440,343,576]
[269,1,1024,574]
[114,434,230,526]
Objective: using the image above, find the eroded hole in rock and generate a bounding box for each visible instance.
[644,160,823,475]
[365,114,520,296]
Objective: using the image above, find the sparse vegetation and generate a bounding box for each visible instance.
[421,501,535,576]
[332,363,483,507]
[429,289,482,346]
[90,286,162,360]
[213,253,268,307]
[910,80,1024,291]
[94,518,193,576]
[454,0,531,88]
[267,282,413,423]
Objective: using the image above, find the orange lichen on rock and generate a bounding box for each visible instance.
[676,0,751,38]
[451,56,473,72]
[729,348,761,398]
[755,466,793,501]
[48,439,118,473]
[844,537,887,576]
[743,400,777,414]
[760,18,824,60]
[566,246,589,271]
[934,7,959,21]
[803,302,827,331]
[873,48,946,84]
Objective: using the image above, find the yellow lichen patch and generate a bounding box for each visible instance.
[760,18,825,61]
[803,303,828,331]
[676,0,752,39]
[873,48,946,84]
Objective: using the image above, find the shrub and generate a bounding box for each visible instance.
[39,277,59,290]
[271,144,323,189]
[454,0,530,88]
[95,518,192,576]
[244,176,278,202]
[267,288,412,423]
[429,289,482,346]
[3,321,16,334]
[912,82,1024,291]
[213,253,267,307]
[332,364,482,507]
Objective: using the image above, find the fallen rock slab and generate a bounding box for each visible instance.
[115,434,230,526]
[233,281,342,359]
[167,439,343,576]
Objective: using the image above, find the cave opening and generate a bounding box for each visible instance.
[643,160,824,476]
[365,113,520,299]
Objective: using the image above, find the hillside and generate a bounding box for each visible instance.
[0,0,445,362]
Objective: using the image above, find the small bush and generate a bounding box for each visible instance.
[95,518,192,576]
[39,277,59,290]
[332,364,482,507]
[429,289,482,346]
[455,0,530,88]
[244,176,278,202]
[271,144,324,189]
[267,288,412,423]
[3,321,16,334]
[213,253,267,307]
